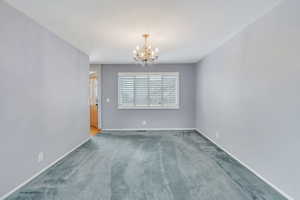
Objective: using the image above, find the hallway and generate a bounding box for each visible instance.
[5,130,286,200]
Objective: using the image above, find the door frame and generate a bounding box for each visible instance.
[89,64,102,130]
[96,65,102,129]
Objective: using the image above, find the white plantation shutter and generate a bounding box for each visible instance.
[135,75,148,106]
[162,75,177,106]
[118,72,179,109]
[149,74,162,106]
[118,76,134,106]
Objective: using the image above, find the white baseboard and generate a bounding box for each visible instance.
[0,137,91,200]
[102,128,196,131]
[194,129,294,200]
[2,130,292,199]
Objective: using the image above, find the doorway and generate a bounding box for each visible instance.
[89,67,101,135]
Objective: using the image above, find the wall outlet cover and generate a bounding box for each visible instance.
[38,152,44,163]
[216,132,220,139]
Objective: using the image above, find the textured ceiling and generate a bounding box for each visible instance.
[5,0,281,64]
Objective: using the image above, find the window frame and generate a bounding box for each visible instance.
[118,72,180,110]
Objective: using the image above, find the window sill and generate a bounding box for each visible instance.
[118,106,180,110]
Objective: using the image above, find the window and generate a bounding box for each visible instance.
[118,72,179,109]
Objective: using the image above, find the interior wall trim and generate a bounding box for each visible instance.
[0,137,91,200]
[194,129,294,200]
[2,129,292,199]
[102,128,196,131]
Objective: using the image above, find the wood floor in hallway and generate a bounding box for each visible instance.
[90,126,101,136]
[5,130,287,200]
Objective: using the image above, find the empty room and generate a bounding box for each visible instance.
[0,0,299,199]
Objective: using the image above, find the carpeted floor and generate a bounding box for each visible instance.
[5,130,287,200]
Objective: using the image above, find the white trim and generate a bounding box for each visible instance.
[194,129,294,200]
[102,128,195,131]
[1,129,293,199]
[118,106,179,110]
[118,72,179,76]
[97,64,102,129]
[0,137,91,200]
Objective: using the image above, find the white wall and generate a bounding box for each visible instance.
[101,64,196,130]
[0,1,89,197]
[196,0,300,199]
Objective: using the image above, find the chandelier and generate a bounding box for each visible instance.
[133,34,159,66]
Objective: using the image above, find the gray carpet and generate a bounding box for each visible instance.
[5,130,287,200]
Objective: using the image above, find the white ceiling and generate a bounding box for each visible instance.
[5,0,280,64]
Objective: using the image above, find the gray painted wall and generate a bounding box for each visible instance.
[101,64,196,129]
[0,1,89,197]
[195,0,300,199]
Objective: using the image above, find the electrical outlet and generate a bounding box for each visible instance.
[38,152,44,163]
[216,131,220,139]
[142,120,147,125]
